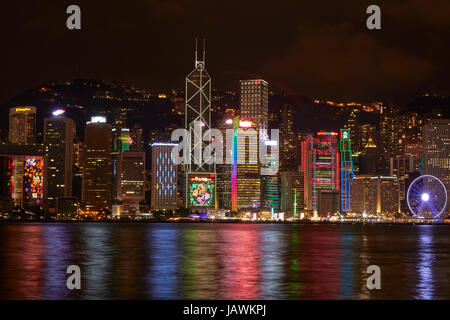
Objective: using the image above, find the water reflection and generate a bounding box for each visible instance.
[298,227,341,299]
[339,232,356,299]
[42,224,75,299]
[259,226,287,299]
[80,224,114,299]
[0,223,449,299]
[416,226,434,299]
[148,225,181,299]
[218,225,261,299]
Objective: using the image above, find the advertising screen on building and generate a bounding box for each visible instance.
[188,173,215,207]
[23,156,43,204]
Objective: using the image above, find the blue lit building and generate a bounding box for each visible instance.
[151,143,178,210]
[262,175,279,212]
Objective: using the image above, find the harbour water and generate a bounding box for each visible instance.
[0,222,449,299]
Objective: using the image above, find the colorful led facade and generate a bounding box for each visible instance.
[303,132,339,213]
[187,173,216,208]
[231,116,239,212]
[340,129,353,213]
[3,155,44,207]
[23,156,43,205]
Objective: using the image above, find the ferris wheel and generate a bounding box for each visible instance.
[407,175,448,219]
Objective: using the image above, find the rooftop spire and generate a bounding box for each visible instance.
[194,38,206,68]
[365,137,377,148]
[202,38,206,62]
[194,38,198,66]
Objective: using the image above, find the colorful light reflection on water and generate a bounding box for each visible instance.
[0,223,449,300]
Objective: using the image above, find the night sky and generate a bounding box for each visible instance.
[1,0,449,106]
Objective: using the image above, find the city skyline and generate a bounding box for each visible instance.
[2,1,450,304]
[0,3,448,220]
[0,73,448,220]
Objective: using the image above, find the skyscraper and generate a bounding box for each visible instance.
[235,79,269,214]
[280,104,296,171]
[185,39,213,173]
[117,151,145,214]
[423,119,450,213]
[280,171,304,217]
[216,117,234,210]
[359,137,379,175]
[111,126,145,214]
[351,175,400,215]
[184,39,216,209]
[44,114,75,213]
[236,120,261,211]
[340,129,353,213]
[9,106,36,144]
[82,117,112,213]
[390,155,417,210]
[239,79,269,129]
[151,143,178,210]
[302,131,340,213]
[0,144,45,208]
[262,175,279,212]
[379,103,401,156]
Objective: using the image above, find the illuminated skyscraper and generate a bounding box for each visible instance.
[262,175,279,212]
[345,110,359,152]
[360,137,379,175]
[236,120,261,211]
[217,117,234,210]
[380,103,401,156]
[351,175,400,214]
[9,106,36,144]
[112,126,145,214]
[423,119,450,212]
[185,39,213,173]
[151,143,178,210]
[239,79,269,129]
[82,117,112,213]
[117,151,145,214]
[359,124,377,153]
[235,79,269,213]
[280,104,296,170]
[302,131,340,213]
[390,155,417,210]
[340,129,353,213]
[0,144,45,208]
[261,139,280,213]
[184,39,216,208]
[44,114,75,212]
